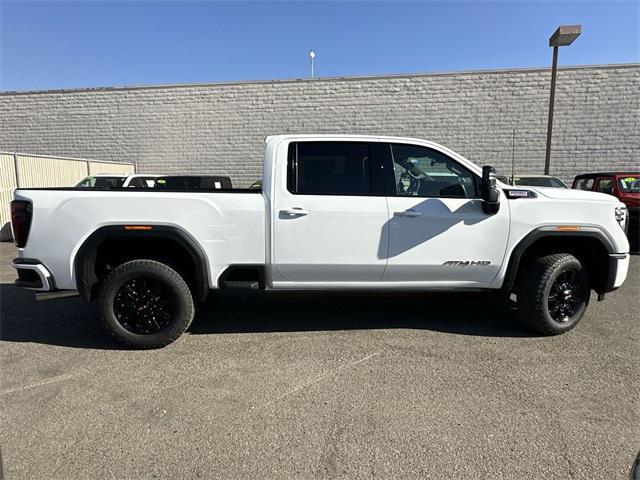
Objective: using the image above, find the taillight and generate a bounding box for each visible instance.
[10,200,32,248]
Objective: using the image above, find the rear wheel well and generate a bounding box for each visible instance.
[510,235,611,294]
[75,228,209,303]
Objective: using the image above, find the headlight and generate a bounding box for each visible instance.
[615,206,628,232]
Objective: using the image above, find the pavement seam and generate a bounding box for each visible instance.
[252,349,385,411]
[0,372,82,396]
[222,349,385,438]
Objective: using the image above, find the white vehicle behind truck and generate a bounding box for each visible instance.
[11,135,630,348]
[75,173,159,189]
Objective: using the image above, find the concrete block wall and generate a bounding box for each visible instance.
[1,64,638,187]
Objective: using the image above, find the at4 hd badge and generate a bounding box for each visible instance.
[442,260,491,266]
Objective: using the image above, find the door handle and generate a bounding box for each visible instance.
[281,207,311,216]
[395,209,422,217]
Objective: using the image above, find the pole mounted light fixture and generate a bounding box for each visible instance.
[549,25,582,47]
[309,50,316,78]
[544,25,581,175]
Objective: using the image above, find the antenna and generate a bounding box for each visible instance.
[309,50,315,78]
[511,128,516,186]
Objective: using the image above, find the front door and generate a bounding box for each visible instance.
[381,143,510,286]
[271,141,389,284]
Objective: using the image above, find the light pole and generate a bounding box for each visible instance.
[309,50,315,78]
[544,25,581,175]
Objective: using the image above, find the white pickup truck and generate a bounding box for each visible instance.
[11,135,630,348]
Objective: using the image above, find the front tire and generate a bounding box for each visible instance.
[98,259,195,349]
[518,253,590,335]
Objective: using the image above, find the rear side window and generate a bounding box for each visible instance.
[127,177,150,189]
[574,178,594,190]
[94,177,126,189]
[595,178,615,195]
[288,142,372,195]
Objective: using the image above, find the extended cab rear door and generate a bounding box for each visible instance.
[381,142,510,286]
[270,140,388,284]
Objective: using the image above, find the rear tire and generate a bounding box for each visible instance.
[98,259,195,349]
[518,253,589,335]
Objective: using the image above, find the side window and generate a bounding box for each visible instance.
[389,144,478,198]
[595,178,614,195]
[288,142,372,195]
[94,177,126,189]
[127,177,148,189]
[574,178,594,190]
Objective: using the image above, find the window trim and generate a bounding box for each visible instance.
[286,141,386,197]
[381,142,481,199]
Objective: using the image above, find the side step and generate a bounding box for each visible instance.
[218,265,265,290]
[220,280,260,290]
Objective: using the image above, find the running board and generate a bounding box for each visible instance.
[35,290,80,301]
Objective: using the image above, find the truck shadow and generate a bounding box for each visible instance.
[190,290,534,338]
[0,284,536,350]
[0,284,124,350]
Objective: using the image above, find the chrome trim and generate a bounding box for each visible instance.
[12,263,53,291]
[610,253,628,259]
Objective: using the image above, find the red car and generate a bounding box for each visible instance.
[573,172,639,249]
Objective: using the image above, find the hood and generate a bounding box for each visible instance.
[618,192,640,207]
[531,187,620,204]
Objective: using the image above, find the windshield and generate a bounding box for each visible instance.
[512,176,567,188]
[618,176,640,193]
[75,176,127,188]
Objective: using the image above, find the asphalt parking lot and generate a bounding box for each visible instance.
[0,242,638,479]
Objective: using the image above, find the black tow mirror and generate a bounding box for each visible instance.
[481,166,500,215]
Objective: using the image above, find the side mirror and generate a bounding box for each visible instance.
[481,166,500,215]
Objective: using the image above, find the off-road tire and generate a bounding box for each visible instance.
[98,259,195,349]
[518,253,589,335]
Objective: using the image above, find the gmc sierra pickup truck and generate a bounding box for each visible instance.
[11,135,630,348]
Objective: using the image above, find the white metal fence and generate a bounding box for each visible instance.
[1,152,135,241]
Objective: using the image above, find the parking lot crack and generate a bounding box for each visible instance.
[253,349,385,411]
[0,372,81,396]
[560,437,576,479]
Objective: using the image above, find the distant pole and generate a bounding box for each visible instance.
[511,128,516,186]
[309,50,315,78]
[543,46,559,175]
[544,25,581,175]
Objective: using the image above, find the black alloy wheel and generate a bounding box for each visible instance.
[547,270,586,324]
[114,277,175,334]
[98,259,195,349]
[518,253,589,335]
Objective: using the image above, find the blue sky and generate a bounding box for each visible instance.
[1,1,638,91]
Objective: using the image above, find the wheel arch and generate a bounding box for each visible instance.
[74,225,210,303]
[502,227,615,294]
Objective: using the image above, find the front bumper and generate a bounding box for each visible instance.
[627,206,639,236]
[12,258,54,291]
[606,253,629,291]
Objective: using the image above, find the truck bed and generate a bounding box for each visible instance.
[13,188,266,291]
